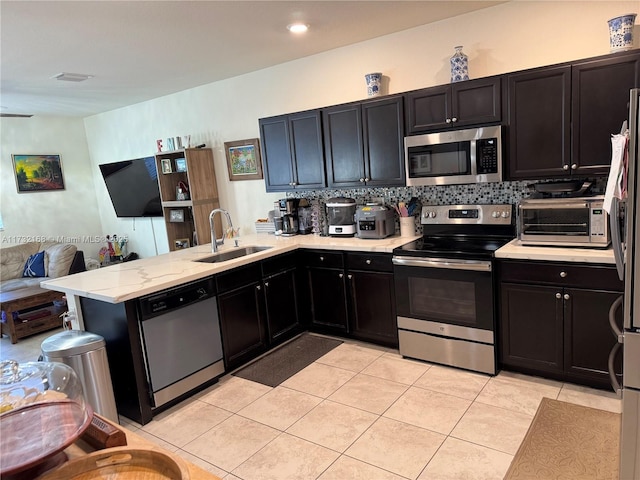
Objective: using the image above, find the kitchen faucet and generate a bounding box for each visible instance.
[209,208,234,253]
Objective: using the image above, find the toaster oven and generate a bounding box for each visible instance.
[518,196,610,248]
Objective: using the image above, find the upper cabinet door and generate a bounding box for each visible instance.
[572,52,640,176]
[507,65,572,179]
[288,110,326,189]
[260,110,325,192]
[259,115,295,192]
[405,85,451,133]
[451,77,501,127]
[404,77,501,134]
[362,96,405,187]
[323,103,365,188]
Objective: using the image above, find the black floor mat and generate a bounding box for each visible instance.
[232,333,342,387]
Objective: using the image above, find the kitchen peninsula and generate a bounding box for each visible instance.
[40,233,418,424]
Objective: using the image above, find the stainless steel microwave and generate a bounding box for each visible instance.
[404,125,502,186]
[518,196,610,248]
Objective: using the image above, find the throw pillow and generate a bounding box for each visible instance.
[22,251,46,277]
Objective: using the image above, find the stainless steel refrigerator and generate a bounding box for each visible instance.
[611,88,640,478]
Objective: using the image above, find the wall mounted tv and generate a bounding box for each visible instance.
[99,156,162,218]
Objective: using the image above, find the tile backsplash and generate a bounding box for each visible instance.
[285,177,607,234]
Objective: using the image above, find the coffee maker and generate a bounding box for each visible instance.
[278,198,299,236]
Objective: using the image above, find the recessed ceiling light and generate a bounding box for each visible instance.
[287,23,309,34]
[51,72,94,82]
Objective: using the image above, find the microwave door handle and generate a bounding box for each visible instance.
[520,202,590,210]
[610,196,625,281]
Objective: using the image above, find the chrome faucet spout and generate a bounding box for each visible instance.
[209,208,234,253]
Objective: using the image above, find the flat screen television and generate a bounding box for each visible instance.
[99,156,162,217]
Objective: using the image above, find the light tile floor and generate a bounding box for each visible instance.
[1,330,622,480]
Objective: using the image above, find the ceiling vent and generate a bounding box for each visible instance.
[52,72,93,82]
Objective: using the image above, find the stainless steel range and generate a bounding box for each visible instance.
[392,204,516,374]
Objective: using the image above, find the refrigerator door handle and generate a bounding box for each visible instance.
[608,341,623,397]
[610,294,624,343]
[611,196,625,282]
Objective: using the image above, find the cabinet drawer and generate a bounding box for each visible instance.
[216,263,262,293]
[261,252,298,277]
[498,260,623,291]
[301,250,344,269]
[347,252,393,272]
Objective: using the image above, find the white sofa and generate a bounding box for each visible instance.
[0,241,85,292]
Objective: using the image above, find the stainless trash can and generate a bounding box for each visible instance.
[41,330,118,423]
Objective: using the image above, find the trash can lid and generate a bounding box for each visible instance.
[41,330,105,357]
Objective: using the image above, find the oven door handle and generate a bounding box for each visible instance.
[392,256,492,272]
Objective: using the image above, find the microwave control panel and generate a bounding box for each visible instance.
[476,138,499,174]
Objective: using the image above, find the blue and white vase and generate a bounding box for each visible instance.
[608,14,637,52]
[365,72,382,97]
[450,46,469,83]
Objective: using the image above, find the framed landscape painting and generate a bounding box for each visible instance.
[224,138,263,181]
[12,154,65,192]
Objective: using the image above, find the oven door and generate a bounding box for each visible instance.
[392,256,495,333]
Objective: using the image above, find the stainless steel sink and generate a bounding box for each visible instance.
[195,246,272,263]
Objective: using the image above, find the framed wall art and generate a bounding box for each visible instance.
[12,154,65,192]
[224,138,263,181]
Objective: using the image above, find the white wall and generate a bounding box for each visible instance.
[5,1,636,257]
[0,116,104,259]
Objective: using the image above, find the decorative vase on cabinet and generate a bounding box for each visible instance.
[450,46,469,83]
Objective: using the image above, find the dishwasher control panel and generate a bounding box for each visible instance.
[139,278,215,319]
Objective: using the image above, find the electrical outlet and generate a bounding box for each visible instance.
[372,197,385,205]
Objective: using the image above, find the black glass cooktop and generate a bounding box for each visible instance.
[393,235,514,260]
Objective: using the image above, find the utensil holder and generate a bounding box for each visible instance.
[400,216,415,237]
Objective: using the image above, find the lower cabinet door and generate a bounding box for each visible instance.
[307,267,349,332]
[500,282,564,376]
[564,287,623,388]
[348,270,398,347]
[218,282,267,370]
[263,268,300,345]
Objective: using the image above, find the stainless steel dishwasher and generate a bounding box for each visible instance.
[138,277,224,408]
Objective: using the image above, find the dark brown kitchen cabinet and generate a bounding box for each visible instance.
[346,253,398,348]
[261,253,302,346]
[216,264,268,370]
[302,250,349,333]
[324,95,404,188]
[506,50,640,180]
[572,52,640,176]
[506,65,571,179]
[498,260,623,390]
[259,109,326,192]
[405,76,501,134]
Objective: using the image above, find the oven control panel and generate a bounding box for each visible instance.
[421,204,513,225]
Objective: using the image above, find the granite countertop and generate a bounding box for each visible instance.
[495,238,616,265]
[41,233,419,303]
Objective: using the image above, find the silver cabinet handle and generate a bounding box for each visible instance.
[446,118,452,123]
[256,285,261,291]
[264,282,269,287]
[366,259,371,264]
[556,293,562,299]
[348,274,352,280]
[289,182,294,186]
[571,164,577,170]
[564,293,570,300]
[452,117,458,122]
[563,164,569,170]
[319,256,324,261]
[560,271,567,278]
[359,178,365,182]
[365,178,370,182]
[339,273,344,278]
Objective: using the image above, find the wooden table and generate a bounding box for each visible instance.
[61,417,223,480]
[0,287,65,344]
